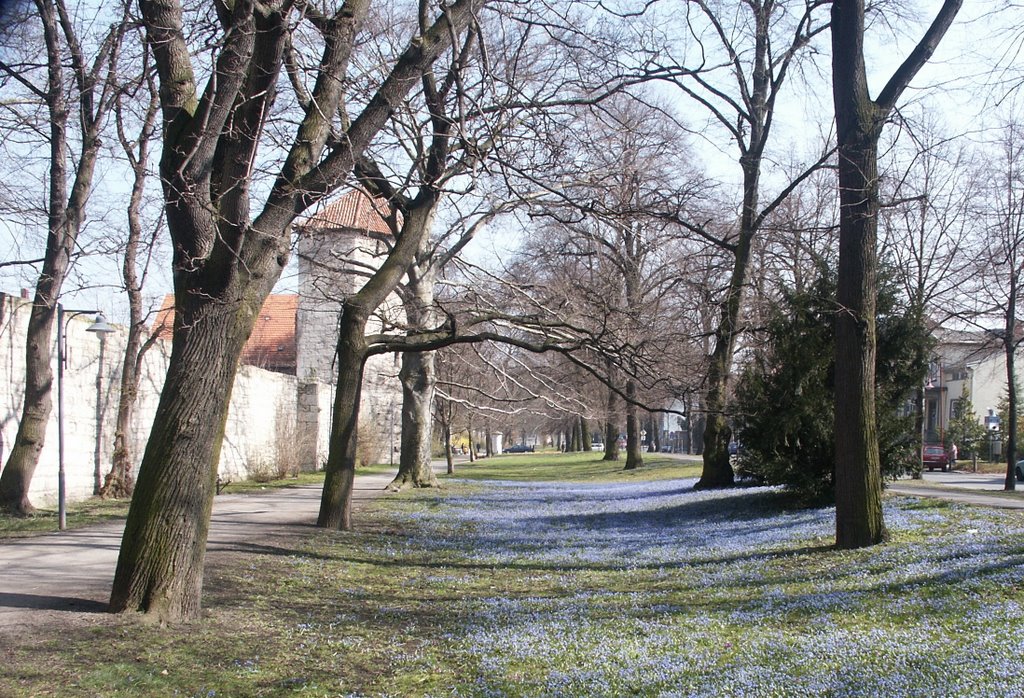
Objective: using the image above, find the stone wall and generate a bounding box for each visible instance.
[0,293,335,506]
[296,226,403,464]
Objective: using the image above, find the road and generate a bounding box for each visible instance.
[889,469,1024,509]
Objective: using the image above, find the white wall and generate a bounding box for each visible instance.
[0,294,327,506]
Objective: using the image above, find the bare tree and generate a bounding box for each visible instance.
[880,117,978,473]
[971,121,1024,491]
[100,44,163,499]
[830,0,962,549]
[109,0,488,622]
[0,0,126,513]
[656,0,833,489]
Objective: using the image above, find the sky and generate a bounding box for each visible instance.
[0,0,1019,325]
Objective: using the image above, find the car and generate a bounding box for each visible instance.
[503,444,535,454]
[922,444,950,472]
[1016,459,1024,481]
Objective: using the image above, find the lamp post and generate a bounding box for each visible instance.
[56,305,115,530]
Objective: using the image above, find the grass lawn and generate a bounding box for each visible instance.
[0,497,132,537]
[4,455,1024,696]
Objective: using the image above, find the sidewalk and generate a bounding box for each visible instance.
[0,469,396,634]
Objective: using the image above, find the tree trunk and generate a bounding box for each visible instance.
[696,181,757,489]
[0,0,99,512]
[101,81,159,500]
[603,384,620,461]
[101,305,145,499]
[391,262,439,490]
[913,383,925,480]
[109,290,264,621]
[831,0,885,548]
[389,349,439,490]
[0,297,60,514]
[833,136,886,548]
[623,379,644,469]
[443,419,454,474]
[318,310,368,530]
[830,0,961,549]
[580,416,592,451]
[1005,299,1018,491]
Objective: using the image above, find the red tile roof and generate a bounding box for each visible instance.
[300,189,396,236]
[152,294,298,375]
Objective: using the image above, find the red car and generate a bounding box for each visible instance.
[922,444,950,472]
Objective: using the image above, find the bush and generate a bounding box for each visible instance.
[733,265,929,505]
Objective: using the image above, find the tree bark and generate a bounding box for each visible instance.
[101,77,160,500]
[580,416,592,452]
[318,310,368,531]
[111,0,484,616]
[110,288,266,621]
[830,0,961,548]
[390,349,440,490]
[623,378,643,469]
[390,256,440,490]
[603,383,620,461]
[318,199,441,527]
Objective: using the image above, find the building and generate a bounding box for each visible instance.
[153,294,298,375]
[928,327,1010,453]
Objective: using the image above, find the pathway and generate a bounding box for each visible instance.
[0,469,396,635]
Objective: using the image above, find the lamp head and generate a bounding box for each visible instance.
[86,314,116,335]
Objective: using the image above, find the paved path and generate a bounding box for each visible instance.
[0,469,397,633]
[889,470,1024,510]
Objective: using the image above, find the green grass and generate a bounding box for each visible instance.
[218,470,327,494]
[0,496,131,537]
[444,451,703,482]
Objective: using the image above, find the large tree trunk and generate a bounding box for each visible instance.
[831,0,885,549]
[111,0,484,620]
[833,134,886,548]
[390,261,439,490]
[830,0,961,548]
[389,349,439,490]
[109,289,266,621]
[623,379,644,469]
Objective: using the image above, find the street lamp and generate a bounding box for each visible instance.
[56,305,115,531]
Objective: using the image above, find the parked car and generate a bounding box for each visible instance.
[503,444,535,454]
[1016,459,1024,481]
[922,444,950,472]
